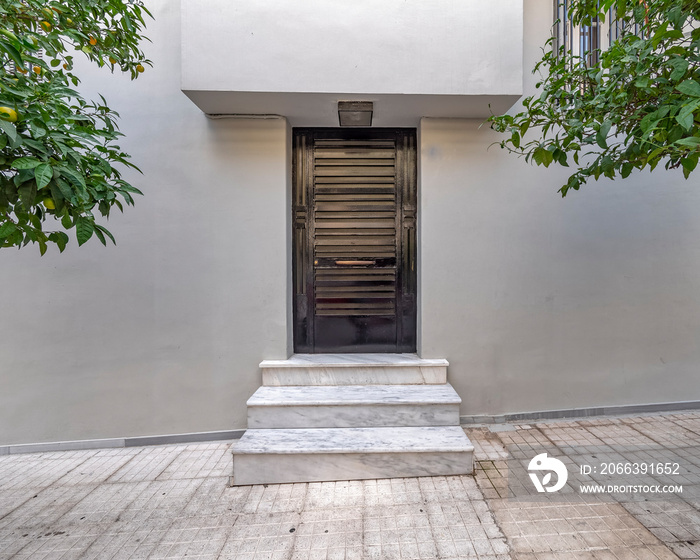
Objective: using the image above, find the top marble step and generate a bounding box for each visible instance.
[262,354,449,368]
[260,354,448,386]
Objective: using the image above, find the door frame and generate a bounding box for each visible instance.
[291,127,417,353]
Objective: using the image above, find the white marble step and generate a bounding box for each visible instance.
[247,384,461,428]
[231,426,474,485]
[261,353,448,386]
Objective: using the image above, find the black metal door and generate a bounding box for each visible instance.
[293,128,417,353]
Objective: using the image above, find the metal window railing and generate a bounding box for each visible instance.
[554,1,646,64]
[580,17,600,66]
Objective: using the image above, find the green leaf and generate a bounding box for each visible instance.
[601,155,614,175]
[676,102,699,131]
[12,157,41,169]
[93,225,106,246]
[61,213,72,229]
[28,213,41,230]
[561,175,580,196]
[676,137,700,147]
[640,113,661,135]
[0,29,19,43]
[553,148,568,166]
[0,40,23,67]
[52,232,69,252]
[651,21,669,48]
[76,217,94,246]
[681,153,699,176]
[17,182,36,209]
[119,185,144,195]
[22,138,48,153]
[540,148,554,168]
[95,224,116,245]
[34,164,53,189]
[621,162,634,178]
[55,178,74,202]
[0,221,18,238]
[31,123,47,138]
[647,147,665,166]
[597,120,612,149]
[533,147,544,166]
[669,57,689,82]
[511,131,520,149]
[677,80,700,97]
[0,119,18,143]
[668,4,686,28]
[56,166,86,192]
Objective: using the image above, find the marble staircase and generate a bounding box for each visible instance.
[231,354,474,486]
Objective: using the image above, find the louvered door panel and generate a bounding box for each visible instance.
[293,129,416,353]
[313,140,397,317]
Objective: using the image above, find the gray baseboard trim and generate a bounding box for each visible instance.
[460,400,700,425]
[4,400,699,454]
[0,429,245,456]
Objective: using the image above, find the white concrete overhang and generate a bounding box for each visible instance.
[181,0,524,126]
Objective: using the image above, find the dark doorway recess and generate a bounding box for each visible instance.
[292,128,417,353]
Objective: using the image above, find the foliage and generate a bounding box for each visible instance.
[488,0,700,196]
[0,0,152,253]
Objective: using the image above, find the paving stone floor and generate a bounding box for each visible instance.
[0,411,699,559]
[468,412,700,559]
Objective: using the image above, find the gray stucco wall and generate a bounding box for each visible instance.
[419,0,700,416]
[420,118,700,416]
[0,2,289,444]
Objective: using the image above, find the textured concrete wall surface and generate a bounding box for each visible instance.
[420,117,700,416]
[419,0,700,416]
[0,1,289,444]
[181,0,523,96]
[180,0,523,122]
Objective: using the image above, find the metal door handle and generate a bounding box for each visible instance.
[335,260,375,266]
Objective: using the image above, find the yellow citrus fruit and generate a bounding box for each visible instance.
[0,107,18,122]
[40,21,52,32]
[17,67,27,74]
[89,36,97,46]
[136,64,144,73]
[108,56,116,65]
[62,63,68,70]
[43,198,55,210]
[32,66,41,75]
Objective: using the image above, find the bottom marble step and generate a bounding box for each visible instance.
[230,426,474,485]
